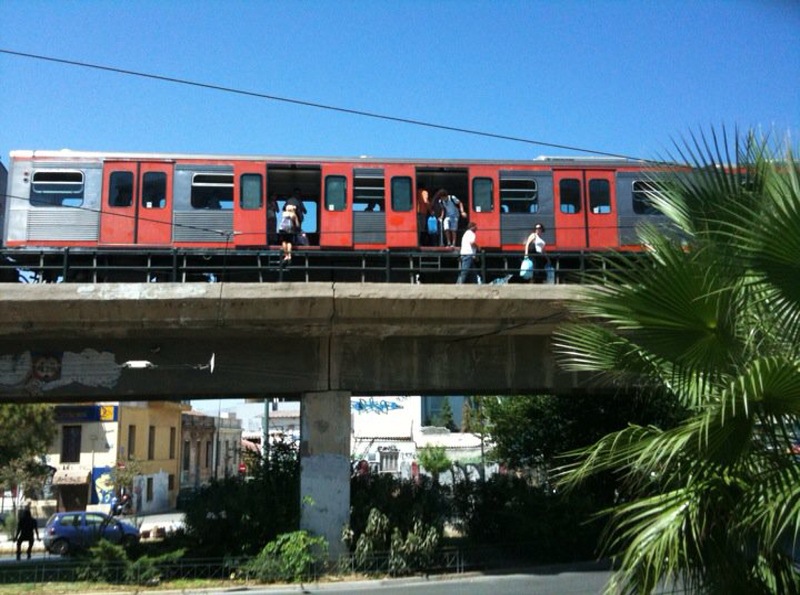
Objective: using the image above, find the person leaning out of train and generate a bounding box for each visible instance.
[286,188,307,229]
[278,203,300,264]
[523,223,548,283]
[437,190,466,248]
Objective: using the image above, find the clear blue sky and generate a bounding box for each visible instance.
[1,0,798,167]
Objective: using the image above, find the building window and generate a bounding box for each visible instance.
[182,440,190,472]
[205,441,212,469]
[379,447,399,473]
[148,426,156,460]
[61,425,82,463]
[191,173,233,210]
[169,427,176,459]
[168,474,175,491]
[127,425,136,459]
[146,477,153,502]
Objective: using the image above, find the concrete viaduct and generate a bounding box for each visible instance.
[0,282,590,554]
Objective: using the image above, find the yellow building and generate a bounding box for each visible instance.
[47,401,187,513]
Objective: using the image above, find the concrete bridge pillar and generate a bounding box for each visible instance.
[299,390,351,557]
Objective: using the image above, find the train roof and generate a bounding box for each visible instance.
[9,149,665,168]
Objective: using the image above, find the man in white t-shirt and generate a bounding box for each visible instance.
[457,222,479,284]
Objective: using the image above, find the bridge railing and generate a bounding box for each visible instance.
[0,248,621,285]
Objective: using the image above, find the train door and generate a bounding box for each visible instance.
[319,164,352,248]
[233,162,267,247]
[469,166,499,248]
[385,165,415,247]
[100,161,173,245]
[553,170,617,249]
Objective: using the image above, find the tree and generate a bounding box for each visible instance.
[417,446,451,484]
[554,129,800,594]
[434,398,456,431]
[0,404,56,498]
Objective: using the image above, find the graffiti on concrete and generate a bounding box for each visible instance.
[351,397,404,415]
[0,349,121,395]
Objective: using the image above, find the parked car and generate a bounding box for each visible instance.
[43,511,140,556]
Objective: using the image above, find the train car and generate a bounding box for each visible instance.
[1,150,674,283]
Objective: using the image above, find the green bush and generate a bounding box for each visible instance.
[77,539,185,585]
[182,436,300,556]
[242,530,328,583]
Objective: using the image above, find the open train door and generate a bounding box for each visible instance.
[100,161,173,246]
[319,164,352,248]
[553,170,617,249]
[233,162,267,247]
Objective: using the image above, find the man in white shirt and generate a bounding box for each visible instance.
[457,222,479,284]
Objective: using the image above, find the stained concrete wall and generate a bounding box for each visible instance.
[0,283,588,402]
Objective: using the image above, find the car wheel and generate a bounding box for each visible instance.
[50,539,69,556]
[122,535,137,548]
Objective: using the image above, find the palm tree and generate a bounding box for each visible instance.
[553,129,800,594]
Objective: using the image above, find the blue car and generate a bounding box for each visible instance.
[43,511,140,556]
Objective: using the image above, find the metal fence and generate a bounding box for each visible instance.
[0,247,620,285]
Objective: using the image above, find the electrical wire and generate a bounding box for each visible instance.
[0,48,656,162]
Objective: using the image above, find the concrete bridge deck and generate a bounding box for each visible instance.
[0,283,587,401]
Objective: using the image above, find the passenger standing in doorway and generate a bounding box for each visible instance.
[439,192,466,248]
[457,222,479,284]
[286,188,307,230]
[14,502,39,561]
[278,203,300,264]
[523,223,548,283]
[416,183,432,245]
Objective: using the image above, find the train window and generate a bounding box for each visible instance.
[500,177,538,213]
[191,173,233,210]
[240,174,263,210]
[108,171,133,207]
[142,172,167,209]
[325,175,347,211]
[353,170,384,212]
[391,177,412,211]
[589,179,611,214]
[30,170,84,207]
[472,178,493,212]
[559,178,581,214]
[632,181,663,215]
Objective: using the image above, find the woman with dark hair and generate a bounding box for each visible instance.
[524,223,548,283]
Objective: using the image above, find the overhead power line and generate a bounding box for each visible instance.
[0,48,652,162]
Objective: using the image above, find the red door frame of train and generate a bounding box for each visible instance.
[100,161,173,246]
[553,169,618,250]
[233,161,268,247]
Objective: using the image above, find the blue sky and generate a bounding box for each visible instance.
[1,0,798,168]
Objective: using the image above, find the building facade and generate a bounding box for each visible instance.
[47,401,187,514]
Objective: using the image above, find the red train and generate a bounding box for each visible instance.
[0,150,670,282]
